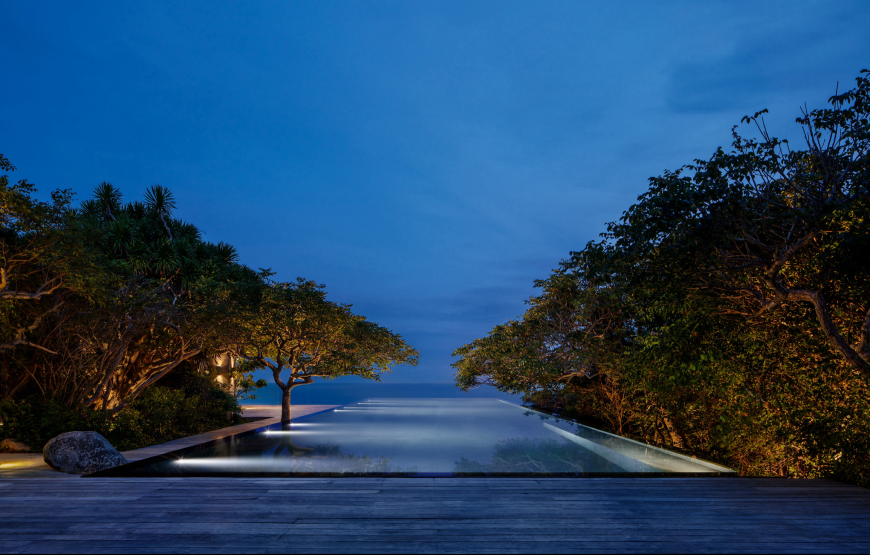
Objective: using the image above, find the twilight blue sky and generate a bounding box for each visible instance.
[2,1,868,383]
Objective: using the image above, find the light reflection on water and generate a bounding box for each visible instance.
[106,398,735,477]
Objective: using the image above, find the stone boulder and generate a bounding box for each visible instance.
[0,438,32,453]
[43,431,127,475]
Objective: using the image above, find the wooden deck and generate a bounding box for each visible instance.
[1,476,869,553]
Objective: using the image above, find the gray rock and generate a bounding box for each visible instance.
[0,438,32,453]
[43,431,127,475]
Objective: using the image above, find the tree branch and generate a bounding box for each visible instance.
[782,288,870,372]
[0,268,64,300]
[767,231,817,278]
[852,307,870,362]
[0,338,58,355]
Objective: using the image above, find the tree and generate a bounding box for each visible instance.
[2,175,265,412]
[1,154,70,355]
[453,70,870,484]
[454,273,576,393]
[241,278,419,424]
[61,184,266,412]
[220,358,268,402]
[452,270,636,435]
[606,70,870,373]
[1,155,105,400]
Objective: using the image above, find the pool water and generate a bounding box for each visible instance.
[93,399,734,477]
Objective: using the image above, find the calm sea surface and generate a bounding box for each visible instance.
[242,382,522,406]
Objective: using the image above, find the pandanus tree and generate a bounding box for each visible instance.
[2,171,418,420]
[67,183,264,411]
[1,177,264,411]
[240,278,419,424]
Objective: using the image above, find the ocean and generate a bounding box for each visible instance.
[241,382,523,406]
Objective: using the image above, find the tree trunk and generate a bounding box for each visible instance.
[281,384,292,425]
[770,285,870,373]
[662,417,684,449]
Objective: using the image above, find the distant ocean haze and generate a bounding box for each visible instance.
[241,382,522,406]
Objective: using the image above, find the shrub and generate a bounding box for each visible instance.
[0,367,241,452]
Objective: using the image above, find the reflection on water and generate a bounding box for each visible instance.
[260,433,416,475]
[454,437,624,474]
[98,399,734,477]
[165,430,417,476]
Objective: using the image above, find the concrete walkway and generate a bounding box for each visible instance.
[0,405,334,478]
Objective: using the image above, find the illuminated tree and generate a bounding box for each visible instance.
[241,278,419,424]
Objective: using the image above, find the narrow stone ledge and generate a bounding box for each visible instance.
[0,405,336,476]
[121,405,336,462]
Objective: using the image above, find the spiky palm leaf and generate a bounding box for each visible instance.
[177,256,204,291]
[124,201,147,220]
[175,221,201,242]
[214,242,239,263]
[127,240,149,274]
[107,214,135,255]
[143,185,176,217]
[79,199,103,219]
[93,182,122,220]
[152,238,178,275]
[172,237,195,264]
[194,241,211,260]
[76,211,103,236]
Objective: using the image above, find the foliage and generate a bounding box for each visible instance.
[1,156,417,451]
[67,183,265,412]
[454,70,870,485]
[222,358,269,402]
[0,365,240,451]
[240,278,420,423]
[1,170,267,413]
[1,154,104,399]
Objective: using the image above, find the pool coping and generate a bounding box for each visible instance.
[85,398,738,478]
[497,400,735,474]
[84,404,338,477]
[121,405,336,462]
[0,405,337,478]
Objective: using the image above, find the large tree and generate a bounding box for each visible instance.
[453,70,870,483]
[1,155,105,400]
[65,183,264,412]
[241,278,419,424]
[602,70,870,373]
[1,176,264,411]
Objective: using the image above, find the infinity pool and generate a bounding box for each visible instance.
[92,399,734,477]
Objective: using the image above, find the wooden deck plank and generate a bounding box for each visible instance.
[1,477,868,553]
